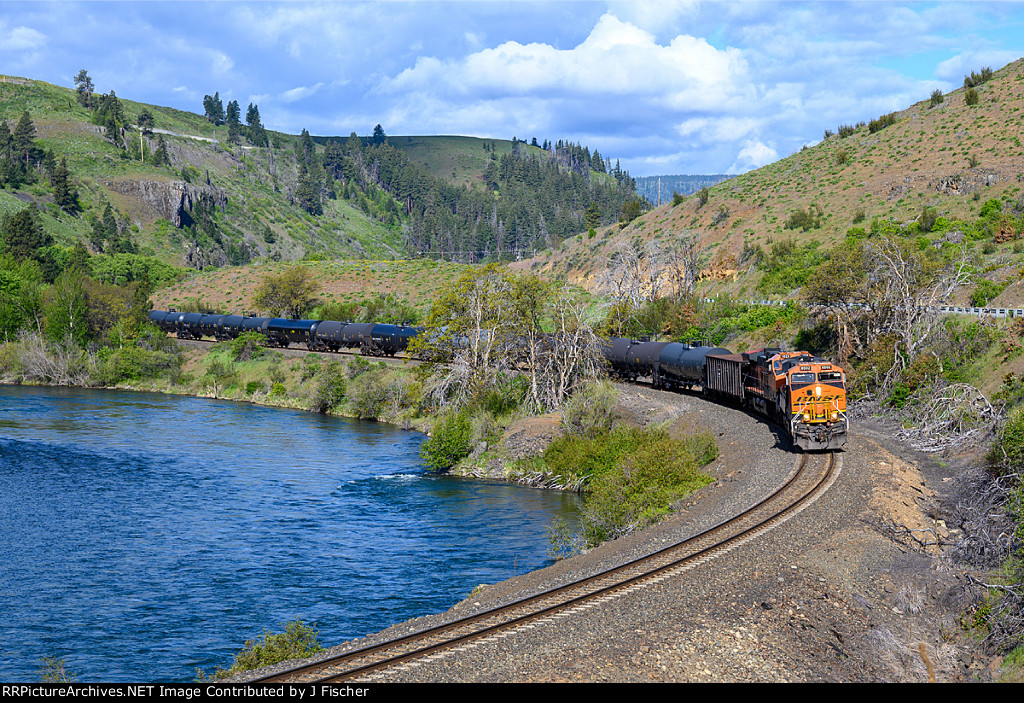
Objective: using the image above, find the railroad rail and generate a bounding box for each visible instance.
[250,450,840,683]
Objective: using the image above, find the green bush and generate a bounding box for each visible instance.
[466,375,528,417]
[346,369,391,418]
[970,279,1008,307]
[230,332,266,362]
[755,238,827,294]
[574,428,718,546]
[785,206,824,231]
[561,381,618,438]
[199,620,324,680]
[95,345,178,385]
[989,406,1024,476]
[308,360,346,413]
[868,112,898,133]
[420,410,473,472]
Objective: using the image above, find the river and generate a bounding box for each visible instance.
[0,385,580,682]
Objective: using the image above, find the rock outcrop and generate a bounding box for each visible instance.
[102,179,228,228]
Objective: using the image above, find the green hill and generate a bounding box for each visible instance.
[1,74,637,273]
[0,74,405,269]
[522,58,1024,310]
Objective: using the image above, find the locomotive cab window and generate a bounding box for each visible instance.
[818,371,844,382]
[790,372,815,386]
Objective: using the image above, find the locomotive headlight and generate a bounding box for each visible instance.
[815,386,822,396]
[803,413,811,422]
[831,411,839,419]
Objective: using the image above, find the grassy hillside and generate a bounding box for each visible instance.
[520,58,1024,308]
[150,258,473,317]
[0,74,403,266]
[368,134,514,191]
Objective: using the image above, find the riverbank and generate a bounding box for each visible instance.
[0,384,579,683]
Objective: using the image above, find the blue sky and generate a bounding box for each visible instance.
[2,1,1022,177]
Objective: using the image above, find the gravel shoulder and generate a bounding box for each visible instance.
[244,385,995,683]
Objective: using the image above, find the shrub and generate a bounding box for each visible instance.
[868,112,898,133]
[199,621,324,680]
[95,345,178,385]
[989,406,1024,476]
[346,370,389,418]
[930,89,944,107]
[561,381,618,438]
[230,331,266,362]
[575,428,718,546]
[970,279,1008,307]
[965,88,979,106]
[785,205,824,231]
[711,204,730,226]
[920,205,938,233]
[420,411,473,472]
[964,67,994,88]
[38,657,75,683]
[307,360,346,413]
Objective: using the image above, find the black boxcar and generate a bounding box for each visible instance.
[703,353,745,400]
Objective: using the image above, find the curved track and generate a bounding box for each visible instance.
[252,451,840,683]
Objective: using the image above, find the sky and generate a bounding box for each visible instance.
[2,1,1023,177]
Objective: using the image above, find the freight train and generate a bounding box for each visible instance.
[601,338,848,451]
[148,310,847,451]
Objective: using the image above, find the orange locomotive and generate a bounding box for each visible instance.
[604,339,849,451]
[705,347,848,451]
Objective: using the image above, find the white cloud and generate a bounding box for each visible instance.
[676,117,759,144]
[280,82,325,104]
[1,24,46,51]
[935,51,1023,83]
[380,13,749,103]
[729,140,777,174]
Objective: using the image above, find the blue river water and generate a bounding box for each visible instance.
[0,385,580,682]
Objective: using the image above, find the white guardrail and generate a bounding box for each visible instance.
[704,299,1024,319]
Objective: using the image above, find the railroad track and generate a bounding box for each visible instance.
[252,450,840,683]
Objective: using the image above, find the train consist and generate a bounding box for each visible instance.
[149,309,848,451]
[602,338,848,451]
[148,310,421,357]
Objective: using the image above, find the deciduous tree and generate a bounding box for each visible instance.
[253,265,321,318]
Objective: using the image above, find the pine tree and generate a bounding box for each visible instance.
[244,103,268,146]
[52,157,78,213]
[226,99,241,144]
[73,69,94,110]
[203,92,224,125]
[137,109,155,135]
[12,112,37,168]
[1,207,52,262]
[151,134,169,166]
